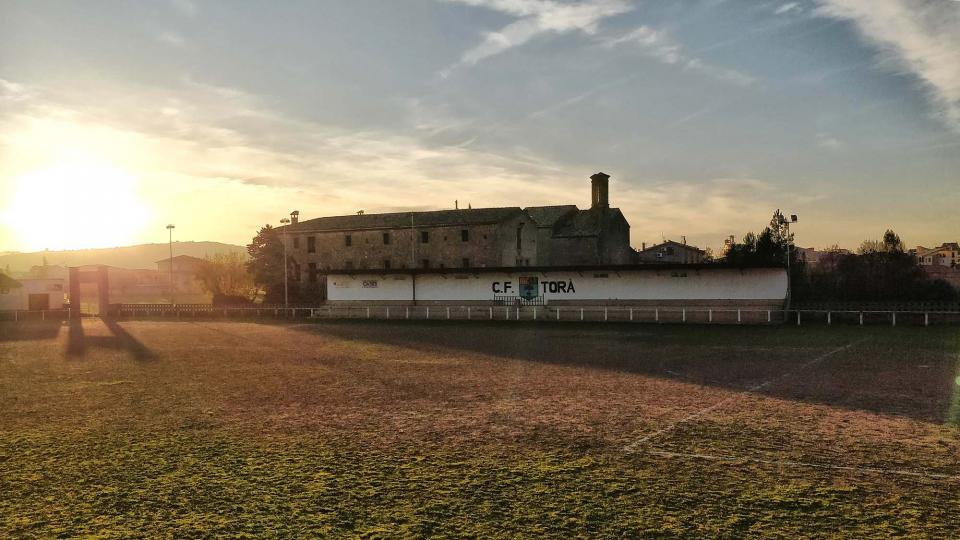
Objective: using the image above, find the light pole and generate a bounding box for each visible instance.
[166,224,176,305]
[280,218,290,310]
[779,212,798,310]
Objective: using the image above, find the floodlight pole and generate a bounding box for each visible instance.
[280,218,290,310]
[781,213,798,311]
[166,224,176,305]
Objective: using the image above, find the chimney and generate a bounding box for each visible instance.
[590,172,610,210]
[290,210,300,225]
[682,235,686,245]
[642,242,646,251]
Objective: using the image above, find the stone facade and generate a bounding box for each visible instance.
[280,173,635,286]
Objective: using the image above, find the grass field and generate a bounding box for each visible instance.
[1,319,959,538]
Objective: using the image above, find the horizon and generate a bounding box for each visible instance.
[2,0,959,254]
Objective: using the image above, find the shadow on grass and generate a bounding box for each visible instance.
[286,320,959,425]
[65,317,155,361]
[0,320,64,343]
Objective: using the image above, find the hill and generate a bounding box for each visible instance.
[0,242,247,273]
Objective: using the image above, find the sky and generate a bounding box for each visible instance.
[1,0,958,254]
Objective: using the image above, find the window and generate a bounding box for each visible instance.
[383,232,390,245]
[516,224,523,250]
[421,231,429,244]
[345,261,354,270]
[383,259,391,269]
[293,237,300,249]
[461,229,469,242]
[345,234,352,247]
[667,247,676,255]
[308,262,317,282]
[421,258,430,268]
[307,236,316,253]
[462,258,470,268]
[439,263,445,269]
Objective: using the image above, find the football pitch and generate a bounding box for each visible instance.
[1,319,958,538]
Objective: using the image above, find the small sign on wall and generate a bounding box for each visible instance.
[362,280,379,288]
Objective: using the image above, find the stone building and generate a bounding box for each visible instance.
[280,173,634,288]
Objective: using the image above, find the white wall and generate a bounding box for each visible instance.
[328,274,413,302]
[0,278,65,310]
[328,268,786,304]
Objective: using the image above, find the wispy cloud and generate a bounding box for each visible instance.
[602,25,757,86]
[442,0,632,74]
[0,78,570,223]
[171,0,197,18]
[157,31,186,48]
[816,132,843,150]
[815,0,960,131]
[615,177,806,250]
[774,2,803,15]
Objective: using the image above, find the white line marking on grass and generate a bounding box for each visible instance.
[624,340,865,452]
[643,449,960,482]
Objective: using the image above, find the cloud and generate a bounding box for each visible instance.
[158,31,186,48]
[602,25,757,86]
[614,177,796,251]
[0,78,822,252]
[443,0,632,73]
[171,0,197,18]
[775,2,803,15]
[815,0,960,130]
[0,78,571,229]
[816,132,843,150]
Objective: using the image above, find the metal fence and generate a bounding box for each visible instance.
[4,305,959,326]
[0,309,71,322]
[105,304,960,326]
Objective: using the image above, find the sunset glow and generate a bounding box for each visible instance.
[2,158,150,251]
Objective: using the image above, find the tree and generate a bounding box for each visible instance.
[882,229,904,253]
[859,230,904,255]
[195,253,258,304]
[246,225,297,303]
[721,210,793,266]
[800,229,957,303]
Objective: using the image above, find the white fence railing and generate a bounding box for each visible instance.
[104,305,960,326]
[4,306,959,326]
[0,309,71,322]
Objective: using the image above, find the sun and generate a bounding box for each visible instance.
[2,158,151,251]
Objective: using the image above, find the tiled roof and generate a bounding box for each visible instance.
[524,205,578,227]
[638,240,705,254]
[285,207,524,232]
[552,208,626,237]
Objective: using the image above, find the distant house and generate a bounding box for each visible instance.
[636,240,705,264]
[921,264,960,288]
[0,274,65,311]
[915,243,959,267]
[156,255,207,298]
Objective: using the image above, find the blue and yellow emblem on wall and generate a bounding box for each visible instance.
[518,276,539,300]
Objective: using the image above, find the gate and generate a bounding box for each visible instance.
[68,266,110,316]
